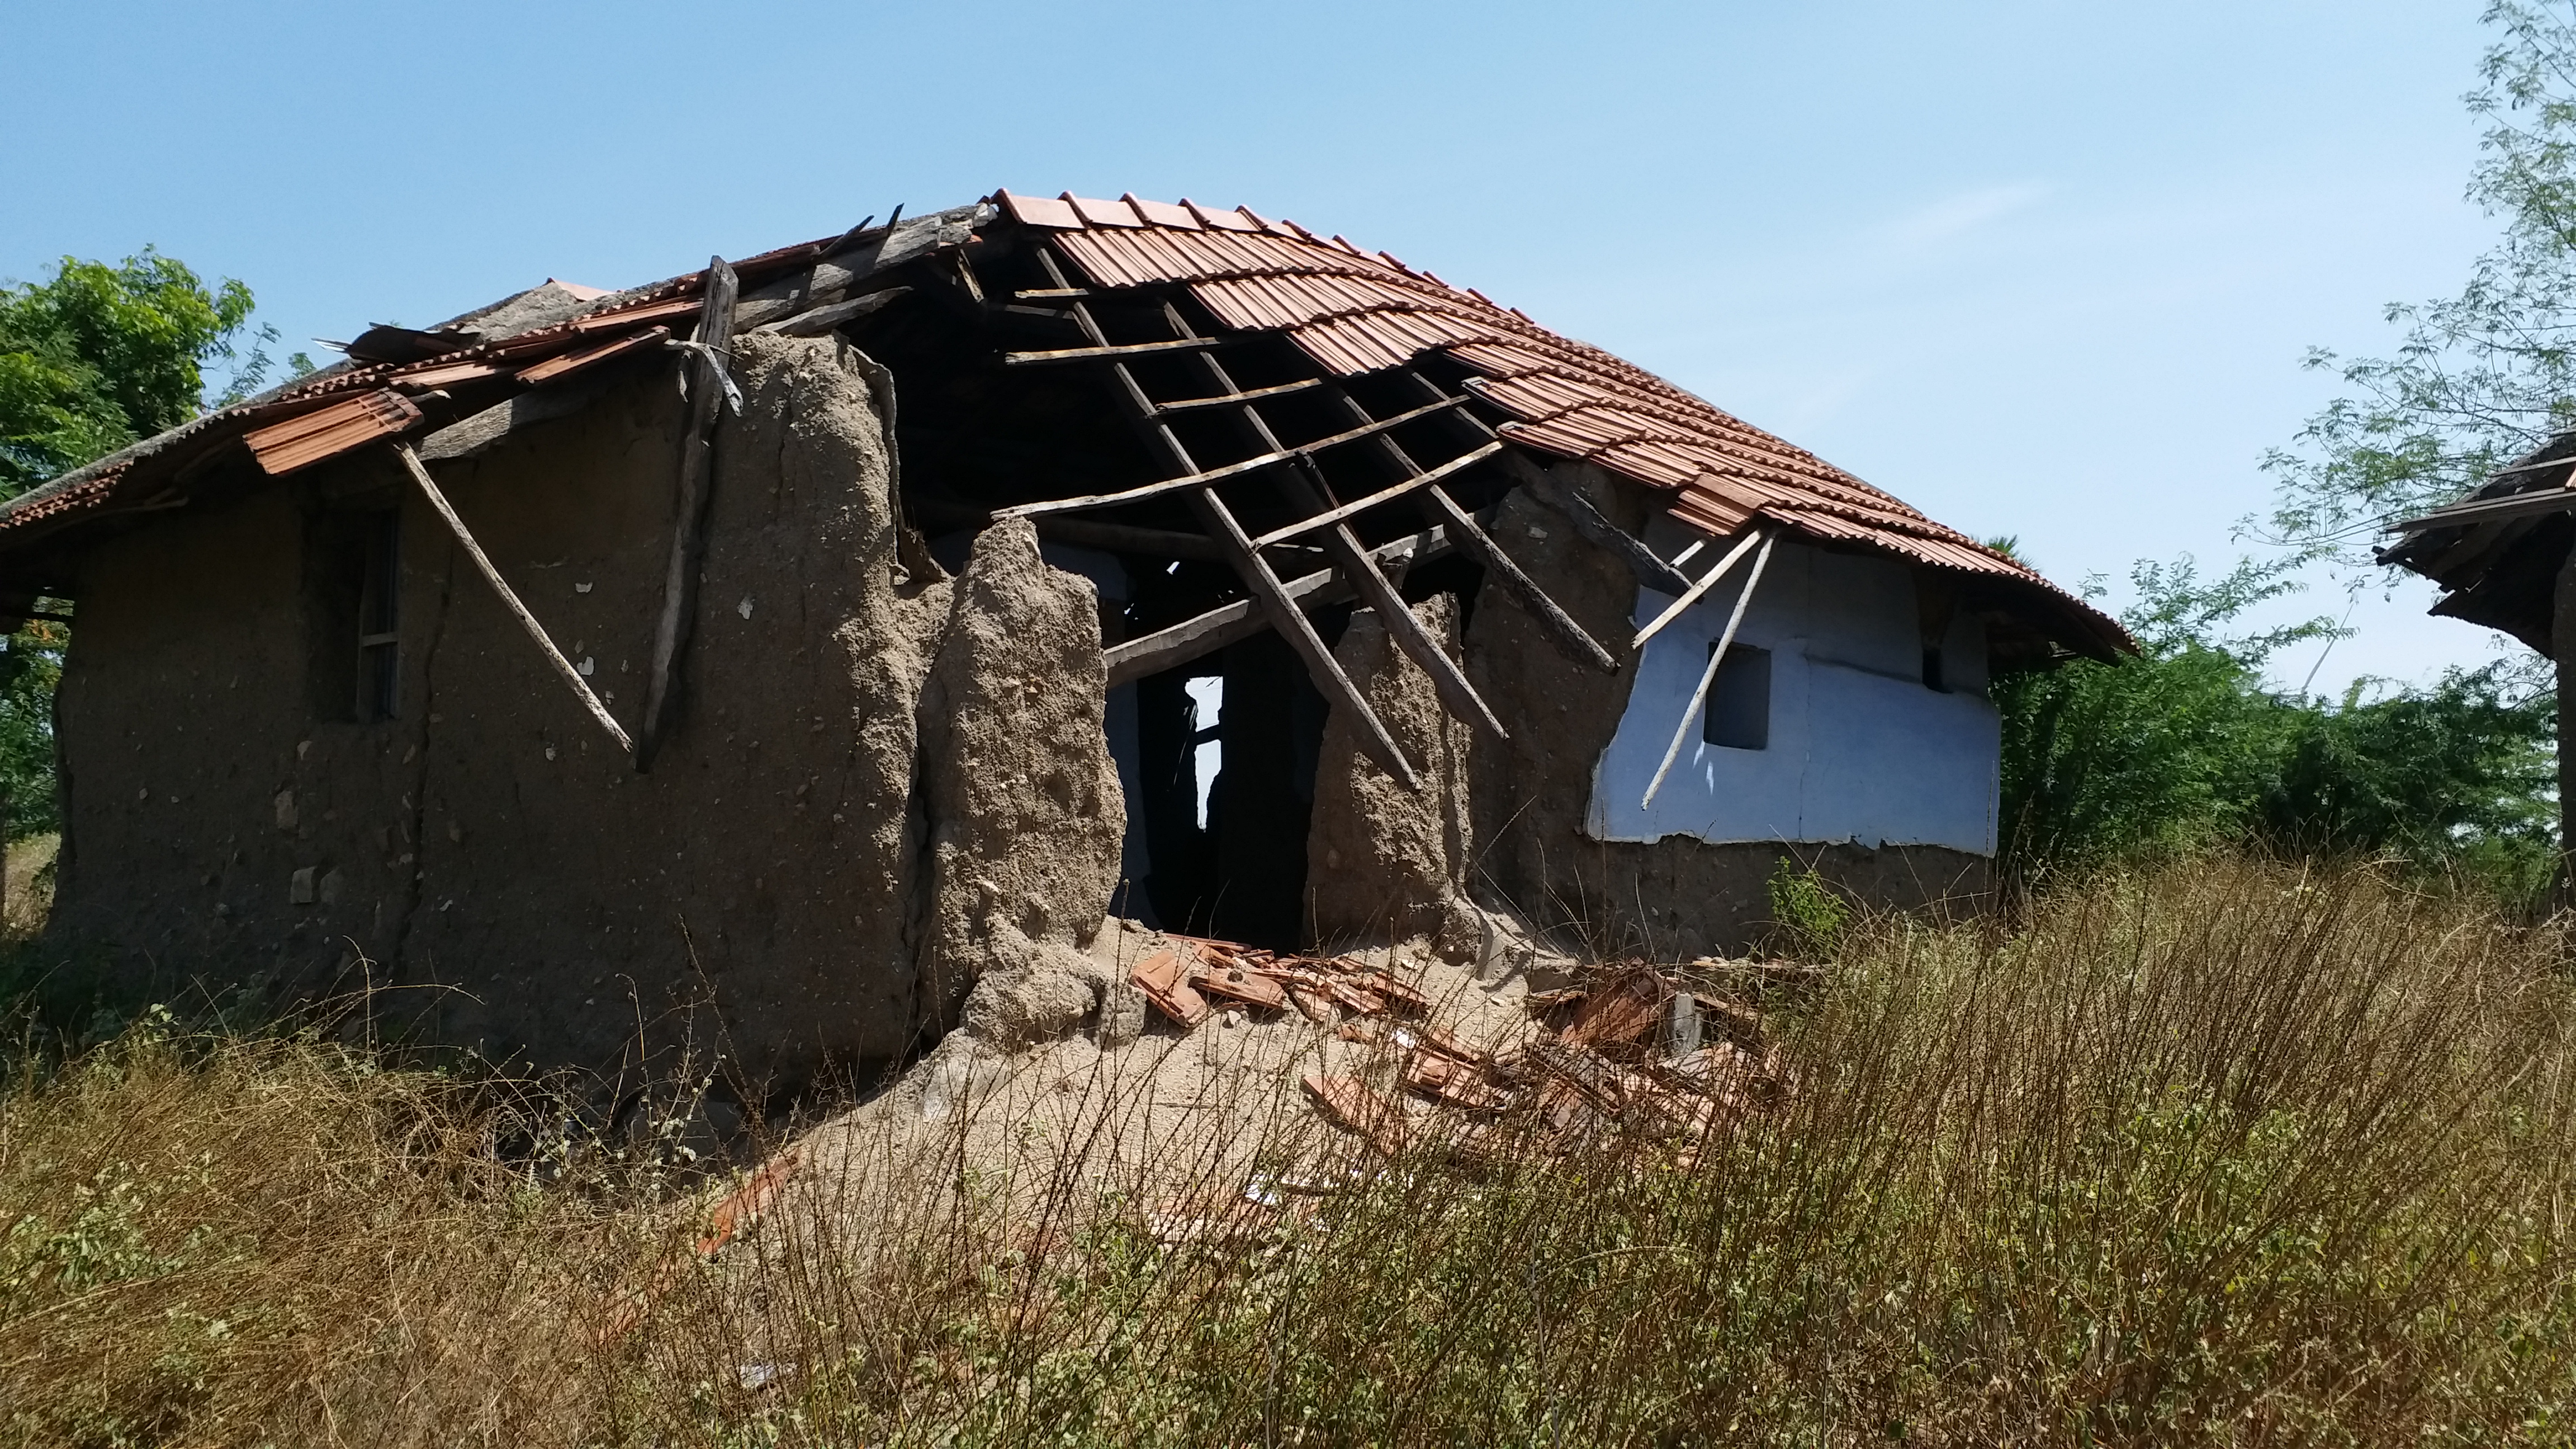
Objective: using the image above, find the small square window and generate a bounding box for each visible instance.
[1703,644,1769,751]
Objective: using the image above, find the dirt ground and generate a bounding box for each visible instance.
[770,916,1555,1238]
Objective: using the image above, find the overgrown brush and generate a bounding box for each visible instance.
[7,855,2576,1445]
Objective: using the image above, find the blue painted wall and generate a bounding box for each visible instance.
[1585,532,2000,855]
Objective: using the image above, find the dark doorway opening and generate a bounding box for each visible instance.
[1132,632,1328,946]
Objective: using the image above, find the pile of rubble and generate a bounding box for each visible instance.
[1126,935,1806,1163]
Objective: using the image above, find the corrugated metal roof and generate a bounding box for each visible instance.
[999,188,2124,654]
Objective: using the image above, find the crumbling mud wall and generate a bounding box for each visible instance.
[1460,460,1991,959]
[1304,595,1478,952]
[913,518,1125,1049]
[53,334,969,1092]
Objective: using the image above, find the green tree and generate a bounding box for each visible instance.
[0,249,301,841]
[0,249,301,494]
[2265,1,2576,553]
[1998,556,2556,899]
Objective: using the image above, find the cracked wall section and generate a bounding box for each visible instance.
[54,334,949,1093]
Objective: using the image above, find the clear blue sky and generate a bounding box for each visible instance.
[0,1,2508,692]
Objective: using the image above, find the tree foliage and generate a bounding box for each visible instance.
[2266,1,2576,554]
[0,249,300,495]
[0,249,299,839]
[1999,557,2558,900]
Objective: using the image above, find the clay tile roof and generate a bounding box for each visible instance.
[1022,192,2125,655]
[0,188,2124,657]
[1065,193,1148,228]
[999,190,1083,229]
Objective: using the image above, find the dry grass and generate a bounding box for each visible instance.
[6,854,2576,1445]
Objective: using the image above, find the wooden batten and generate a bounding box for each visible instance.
[1103,528,1451,686]
[635,255,743,770]
[1248,439,1501,548]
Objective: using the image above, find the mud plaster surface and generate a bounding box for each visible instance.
[53,335,956,1091]
[915,518,1126,1049]
[1304,595,1478,950]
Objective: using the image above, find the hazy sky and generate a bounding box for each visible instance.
[0,1,2513,692]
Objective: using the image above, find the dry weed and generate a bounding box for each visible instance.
[3,855,2573,1445]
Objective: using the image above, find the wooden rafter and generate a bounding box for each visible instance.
[1500,450,1694,596]
[1360,373,1618,673]
[1149,299,1507,746]
[1029,247,1423,790]
[1106,527,1453,686]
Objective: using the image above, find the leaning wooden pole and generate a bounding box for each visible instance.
[636,257,742,770]
[1644,531,1773,809]
[394,443,632,754]
[2556,544,2576,908]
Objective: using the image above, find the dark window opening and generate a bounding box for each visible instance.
[1921,646,1945,693]
[1703,644,1770,751]
[307,508,400,723]
[356,511,400,720]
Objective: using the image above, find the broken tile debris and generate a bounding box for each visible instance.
[1133,932,1800,1166]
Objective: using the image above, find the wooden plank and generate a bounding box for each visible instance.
[1027,243,1422,789]
[1249,441,1502,547]
[1104,529,1449,685]
[418,372,619,463]
[635,255,741,771]
[995,397,1471,521]
[1420,484,1618,672]
[1642,532,1774,809]
[2386,485,2576,536]
[1152,377,1324,415]
[2493,451,2576,477]
[1003,335,1229,366]
[394,443,631,754]
[749,286,910,337]
[1633,528,1766,649]
[1503,452,1694,595]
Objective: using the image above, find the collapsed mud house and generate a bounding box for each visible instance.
[0,191,2127,1088]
